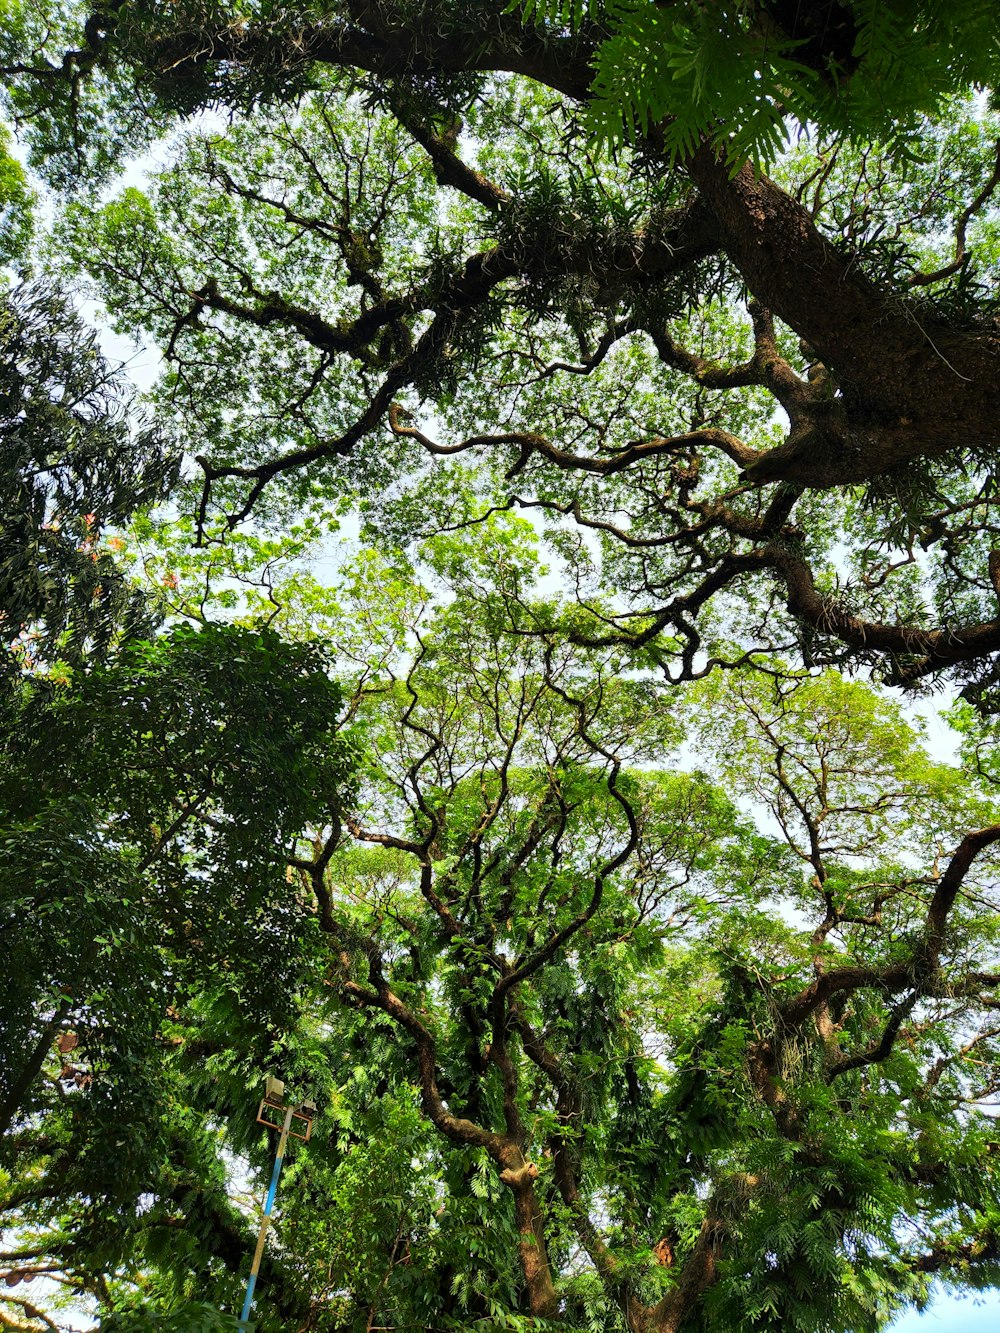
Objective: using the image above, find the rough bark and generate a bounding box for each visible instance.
[499,1154,560,1319]
[686,146,1000,487]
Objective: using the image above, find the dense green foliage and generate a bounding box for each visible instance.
[5,538,1000,1333]
[0,281,177,681]
[3,4,1000,1333]
[5,3,999,698]
[0,623,353,1310]
[568,0,1000,166]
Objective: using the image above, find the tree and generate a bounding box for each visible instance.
[5,534,1000,1333]
[0,620,355,1332]
[5,2,1000,698]
[5,4,1000,1330]
[251,550,1000,1333]
[0,279,178,681]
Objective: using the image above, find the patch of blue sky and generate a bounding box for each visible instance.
[891,1289,1000,1331]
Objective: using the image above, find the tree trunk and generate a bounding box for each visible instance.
[499,1155,560,1319]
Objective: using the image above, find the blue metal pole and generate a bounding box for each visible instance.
[240,1104,294,1328]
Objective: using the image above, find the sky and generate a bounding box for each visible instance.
[892,1290,1000,1332]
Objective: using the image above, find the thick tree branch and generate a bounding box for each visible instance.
[781,823,1000,1029]
[388,100,508,212]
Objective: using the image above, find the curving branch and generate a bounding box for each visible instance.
[388,400,760,475]
[780,821,1000,1031]
[649,300,809,415]
[387,98,509,212]
[908,139,1000,288]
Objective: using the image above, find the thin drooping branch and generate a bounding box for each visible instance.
[495,664,639,996]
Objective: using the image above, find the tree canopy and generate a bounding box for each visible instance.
[2,1,1000,696]
[6,540,1000,1333]
[4,4,1000,1332]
